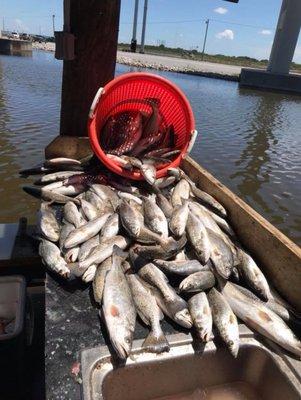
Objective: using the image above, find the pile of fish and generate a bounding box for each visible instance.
[101,98,181,181]
[21,157,301,361]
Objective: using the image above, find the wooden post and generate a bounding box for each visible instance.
[46,0,121,159]
[60,0,120,137]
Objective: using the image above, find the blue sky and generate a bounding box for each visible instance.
[1,0,301,62]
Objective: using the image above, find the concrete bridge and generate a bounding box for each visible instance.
[0,37,32,56]
[240,0,301,94]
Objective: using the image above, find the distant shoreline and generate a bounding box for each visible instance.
[32,42,240,81]
[32,42,55,52]
[117,53,240,81]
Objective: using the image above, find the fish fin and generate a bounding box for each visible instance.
[142,330,170,354]
[137,311,150,326]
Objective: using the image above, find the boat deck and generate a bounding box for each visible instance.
[0,158,300,399]
[45,274,180,399]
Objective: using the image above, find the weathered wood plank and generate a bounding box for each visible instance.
[182,156,301,312]
[60,0,121,137]
[45,136,92,160]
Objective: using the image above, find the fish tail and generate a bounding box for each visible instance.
[23,186,42,199]
[142,329,170,354]
[112,245,128,260]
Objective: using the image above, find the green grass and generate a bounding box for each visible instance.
[118,43,301,73]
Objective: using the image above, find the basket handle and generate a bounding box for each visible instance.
[89,87,105,120]
[187,130,198,154]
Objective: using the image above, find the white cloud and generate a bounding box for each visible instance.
[214,7,228,15]
[215,29,234,40]
[260,29,272,35]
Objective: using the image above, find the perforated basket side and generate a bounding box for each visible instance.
[88,72,195,179]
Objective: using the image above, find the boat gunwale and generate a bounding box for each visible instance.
[182,155,301,311]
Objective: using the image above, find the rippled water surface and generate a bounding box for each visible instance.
[0,52,300,244]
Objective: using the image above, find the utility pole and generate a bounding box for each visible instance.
[130,0,139,52]
[52,14,55,36]
[201,19,209,61]
[140,0,148,53]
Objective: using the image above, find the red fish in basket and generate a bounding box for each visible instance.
[101,111,142,156]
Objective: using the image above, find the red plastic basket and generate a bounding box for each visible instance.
[88,72,196,180]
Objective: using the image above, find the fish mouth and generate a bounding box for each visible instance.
[66,251,77,263]
[178,282,189,292]
[59,267,70,279]
[199,328,211,343]
[111,338,131,360]
[175,310,193,328]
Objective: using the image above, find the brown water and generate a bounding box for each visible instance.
[0,51,300,244]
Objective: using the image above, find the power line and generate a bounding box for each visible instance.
[210,18,272,30]
[1,14,271,30]
[120,17,272,30]
[120,19,206,25]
